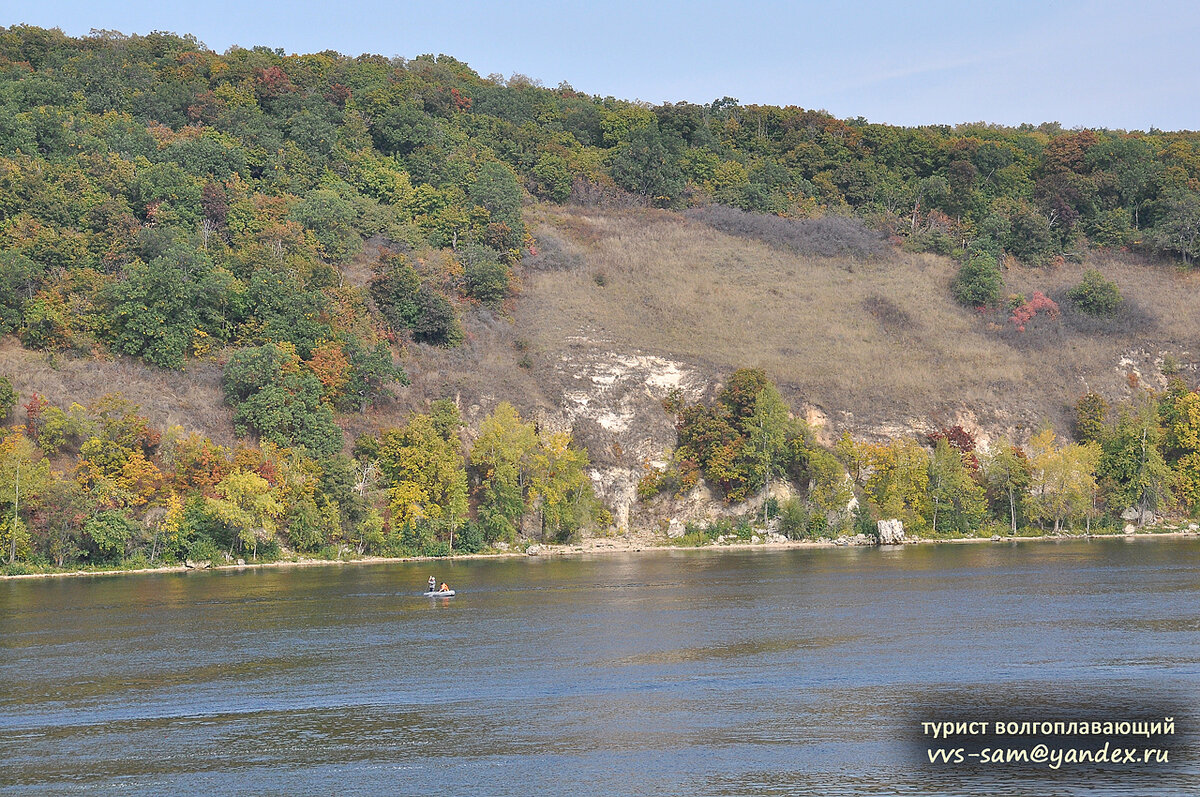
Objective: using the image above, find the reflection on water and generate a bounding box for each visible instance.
[1,539,1197,795]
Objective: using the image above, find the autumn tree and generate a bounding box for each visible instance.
[981,442,1031,535]
[529,431,597,542]
[378,413,468,552]
[1158,382,1200,511]
[1026,428,1100,532]
[861,438,931,533]
[207,470,283,560]
[470,402,538,543]
[0,430,51,564]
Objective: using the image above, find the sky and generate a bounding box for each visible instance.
[5,0,1200,131]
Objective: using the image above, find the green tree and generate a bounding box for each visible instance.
[1067,269,1122,316]
[411,288,463,347]
[927,437,987,535]
[83,510,135,562]
[1097,405,1172,526]
[244,268,330,358]
[1074,392,1109,444]
[368,252,422,330]
[1150,189,1200,265]
[291,188,362,262]
[0,376,15,422]
[464,259,511,306]
[428,398,463,441]
[102,250,206,369]
[0,251,44,334]
[531,152,572,203]
[745,385,793,521]
[610,125,684,206]
[223,343,343,457]
[34,476,89,566]
[342,340,407,411]
[952,252,1003,308]
[804,447,854,530]
[469,162,525,235]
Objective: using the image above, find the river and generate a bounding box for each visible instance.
[2,538,1197,795]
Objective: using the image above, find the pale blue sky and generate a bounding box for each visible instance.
[5,0,1200,130]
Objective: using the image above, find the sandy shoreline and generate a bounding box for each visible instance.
[2,528,1196,581]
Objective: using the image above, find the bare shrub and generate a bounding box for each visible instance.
[685,205,885,259]
[568,178,645,209]
[523,229,584,271]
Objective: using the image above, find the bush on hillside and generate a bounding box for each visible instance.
[1067,269,1122,316]
[952,253,1003,308]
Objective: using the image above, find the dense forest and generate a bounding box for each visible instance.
[1,25,1199,572]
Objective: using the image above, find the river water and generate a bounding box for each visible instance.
[2,538,1197,796]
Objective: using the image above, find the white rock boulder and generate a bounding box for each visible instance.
[877,519,905,545]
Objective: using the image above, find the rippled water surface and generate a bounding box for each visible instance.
[2,539,1198,795]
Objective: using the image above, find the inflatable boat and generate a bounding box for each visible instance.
[423,589,455,597]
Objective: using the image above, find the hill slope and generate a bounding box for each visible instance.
[515,205,1197,440]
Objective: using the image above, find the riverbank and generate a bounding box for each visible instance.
[2,526,1197,581]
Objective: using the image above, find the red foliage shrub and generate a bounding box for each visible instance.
[1008,291,1060,332]
[928,425,980,473]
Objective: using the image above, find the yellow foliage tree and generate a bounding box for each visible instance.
[862,438,931,533]
[1027,428,1100,532]
[207,470,283,559]
[0,430,51,564]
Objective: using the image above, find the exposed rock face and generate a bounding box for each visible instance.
[877,519,905,544]
[549,344,710,532]
[666,519,686,538]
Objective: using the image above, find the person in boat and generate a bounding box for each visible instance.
[439,582,450,592]
[428,576,436,593]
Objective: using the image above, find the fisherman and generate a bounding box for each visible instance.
[428,575,436,593]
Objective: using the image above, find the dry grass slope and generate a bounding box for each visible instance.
[0,339,234,444]
[518,205,1200,441]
